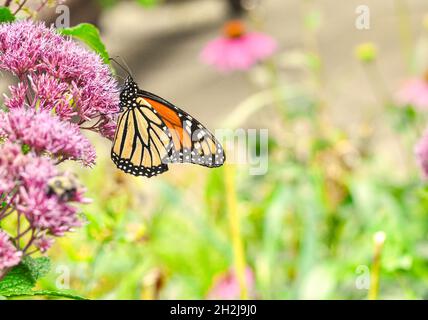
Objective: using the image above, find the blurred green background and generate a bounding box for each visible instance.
[7,0,428,299]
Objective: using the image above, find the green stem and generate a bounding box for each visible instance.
[368,231,386,300]
[264,59,288,120]
[225,164,248,299]
[362,63,391,108]
[5,290,88,300]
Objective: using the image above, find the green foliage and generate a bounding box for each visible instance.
[0,7,15,23]
[10,290,87,300]
[21,144,30,155]
[136,0,158,7]
[97,0,159,8]
[0,256,85,300]
[0,256,50,297]
[59,23,110,64]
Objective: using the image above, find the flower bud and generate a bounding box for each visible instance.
[355,42,377,63]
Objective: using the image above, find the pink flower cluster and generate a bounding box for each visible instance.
[0,142,88,234]
[0,109,96,166]
[0,20,119,138]
[0,142,88,272]
[0,231,22,270]
[0,20,119,275]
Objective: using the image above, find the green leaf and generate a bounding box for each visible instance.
[7,290,88,300]
[59,23,110,64]
[0,7,15,23]
[21,144,30,155]
[136,0,158,7]
[97,0,118,8]
[0,256,50,297]
[0,257,87,300]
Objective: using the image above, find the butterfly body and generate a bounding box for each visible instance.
[111,76,225,178]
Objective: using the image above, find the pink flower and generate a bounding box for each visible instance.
[1,109,96,166]
[0,231,22,270]
[97,115,118,141]
[0,20,119,138]
[207,267,255,299]
[3,82,28,110]
[415,130,428,178]
[396,77,428,110]
[0,112,6,139]
[0,142,28,195]
[0,142,88,255]
[201,20,277,72]
[16,158,82,235]
[34,236,54,253]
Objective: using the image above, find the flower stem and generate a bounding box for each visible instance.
[15,226,31,243]
[0,268,10,282]
[0,190,18,220]
[224,164,248,299]
[264,59,288,122]
[16,211,21,248]
[368,231,386,300]
[22,229,35,253]
[35,0,48,13]
[362,63,391,108]
[13,0,28,15]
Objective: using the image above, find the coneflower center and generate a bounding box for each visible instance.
[223,20,246,38]
[424,70,428,83]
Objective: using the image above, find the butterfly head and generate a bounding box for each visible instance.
[120,76,139,109]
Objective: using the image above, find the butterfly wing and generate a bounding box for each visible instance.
[111,104,172,177]
[138,90,226,168]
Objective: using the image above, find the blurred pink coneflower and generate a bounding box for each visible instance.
[396,73,428,110]
[207,267,254,299]
[201,20,277,72]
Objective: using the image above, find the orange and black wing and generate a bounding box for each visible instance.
[111,82,225,178]
[138,90,226,168]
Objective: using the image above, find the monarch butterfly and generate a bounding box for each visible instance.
[111,75,226,178]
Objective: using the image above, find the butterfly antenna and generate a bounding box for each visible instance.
[114,73,127,82]
[109,56,133,78]
[119,56,133,78]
